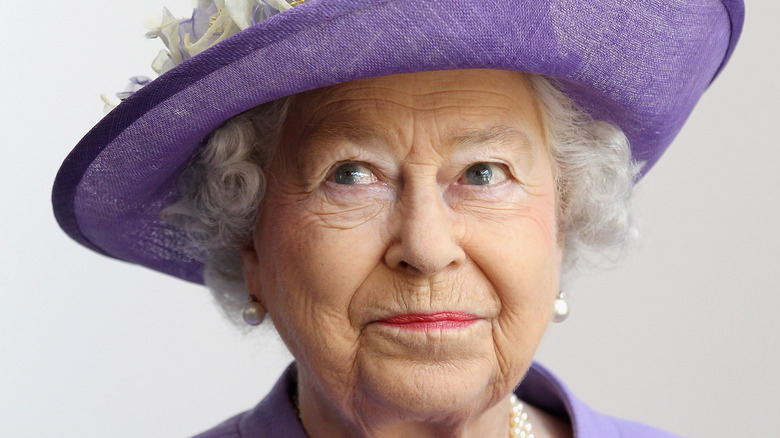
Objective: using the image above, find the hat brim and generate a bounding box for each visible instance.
[52,0,744,283]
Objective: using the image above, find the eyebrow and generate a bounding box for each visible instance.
[295,121,396,164]
[446,125,537,168]
[447,125,535,153]
[301,122,395,148]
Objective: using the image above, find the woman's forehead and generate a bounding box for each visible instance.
[283,69,547,157]
[296,69,539,112]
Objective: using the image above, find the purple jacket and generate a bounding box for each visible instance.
[193,363,679,437]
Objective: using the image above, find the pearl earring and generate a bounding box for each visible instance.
[242,295,266,326]
[552,291,570,323]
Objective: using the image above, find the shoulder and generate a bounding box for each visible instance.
[518,363,682,438]
[606,415,681,437]
[190,364,307,438]
[191,412,244,438]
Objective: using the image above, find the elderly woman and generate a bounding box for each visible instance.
[52,1,743,437]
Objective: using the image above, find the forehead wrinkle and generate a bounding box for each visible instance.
[317,81,525,112]
[333,81,527,105]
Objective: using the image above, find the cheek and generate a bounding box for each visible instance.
[253,192,390,355]
[463,189,560,286]
[461,192,561,342]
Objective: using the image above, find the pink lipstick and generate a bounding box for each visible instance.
[377,312,479,330]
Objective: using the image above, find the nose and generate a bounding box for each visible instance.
[384,177,465,276]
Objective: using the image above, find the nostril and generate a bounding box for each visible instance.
[401,257,445,277]
[395,259,436,277]
[397,260,422,276]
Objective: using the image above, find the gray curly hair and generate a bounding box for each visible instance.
[162,74,638,325]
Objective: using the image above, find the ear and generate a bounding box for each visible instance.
[239,237,261,296]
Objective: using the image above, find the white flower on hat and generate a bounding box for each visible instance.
[146,7,183,74]
[146,0,297,75]
[104,0,302,112]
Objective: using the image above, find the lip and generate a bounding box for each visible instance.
[376,312,479,331]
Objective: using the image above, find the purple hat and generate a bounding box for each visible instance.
[52,0,745,284]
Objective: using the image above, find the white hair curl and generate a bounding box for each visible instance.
[162,74,639,326]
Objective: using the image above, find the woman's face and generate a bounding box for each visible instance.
[241,69,562,431]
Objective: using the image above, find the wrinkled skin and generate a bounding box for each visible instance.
[240,70,565,438]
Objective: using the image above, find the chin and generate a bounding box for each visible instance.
[354,352,507,420]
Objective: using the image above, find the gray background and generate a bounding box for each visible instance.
[2,1,777,436]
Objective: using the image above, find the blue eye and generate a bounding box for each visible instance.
[332,163,377,185]
[461,163,508,185]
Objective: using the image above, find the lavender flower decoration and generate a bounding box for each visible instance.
[146,0,297,75]
[105,0,302,112]
[102,76,153,113]
[116,76,153,100]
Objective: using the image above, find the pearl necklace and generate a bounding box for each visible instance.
[509,394,535,438]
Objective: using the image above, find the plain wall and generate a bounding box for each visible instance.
[2,1,777,436]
